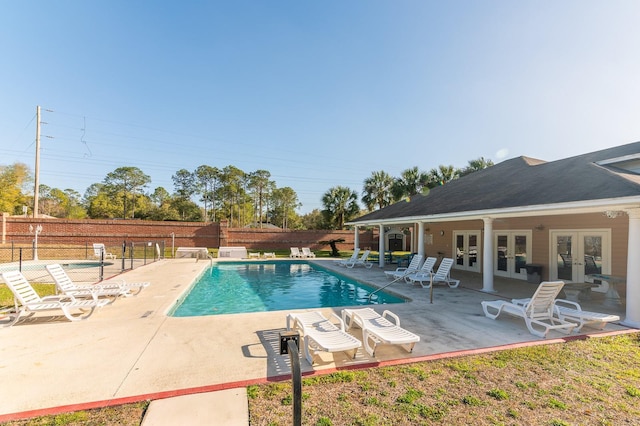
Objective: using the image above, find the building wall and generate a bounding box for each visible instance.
[419,212,629,279]
[1,215,376,252]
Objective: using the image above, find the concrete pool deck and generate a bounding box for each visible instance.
[0,258,634,423]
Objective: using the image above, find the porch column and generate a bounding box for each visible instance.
[624,208,640,327]
[417,222,425,257]
[353,226,359,250]
[482,217,496,293]
[379,224,385,268]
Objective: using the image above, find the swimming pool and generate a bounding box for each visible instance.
[169,260,406,317]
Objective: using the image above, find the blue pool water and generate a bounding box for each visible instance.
[169,260,406,317]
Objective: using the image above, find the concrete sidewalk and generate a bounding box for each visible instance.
[0,258,631,424]
[141,388,248,426]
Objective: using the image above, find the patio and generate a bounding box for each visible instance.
[0,258,631,420]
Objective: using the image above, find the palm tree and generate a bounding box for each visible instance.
[459,157,494,177]
[427,165,458,187]
[391,167,430,201]
[321,186,360,229]
[362,170,394,211]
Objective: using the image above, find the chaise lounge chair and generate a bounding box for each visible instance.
[481,281,577,338]
[289,247,303,258]
[344,250,373,269]
[511,297,620,332]
[384,254,424,280]
[93,243,116,260]
[335,248,360,266]
[552,299,621,331]
[46,263,148,300]
[341,308,420,356]
[405,257,459,288]
[1,270,109,327]
[301,247,316,258]
[286,311,362,365]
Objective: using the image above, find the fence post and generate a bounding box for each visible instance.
[99,250,104,281]
[19,248,23,272]
[121,241,126,271]
[279,331,302,426]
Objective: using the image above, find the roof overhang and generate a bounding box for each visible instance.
[346,196,640,227]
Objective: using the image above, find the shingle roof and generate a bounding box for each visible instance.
[352,142,640,223]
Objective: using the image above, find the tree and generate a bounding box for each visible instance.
[248,170,273,227]
[0,162,31,215]
[269,187,301,229]
[194,165,220,222]
[321,186,360,229]
[459,157,494,177]
[362,170,394,211]
[219,165,247,227]
[391,167,430,201]
[172,169,196,201]
[103,167,151,219]
[427,165,458,188]
[301,209,326,230]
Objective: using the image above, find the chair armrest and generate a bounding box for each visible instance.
[382,310,400,326]
[554,299,581,311]
[330,312,347,331]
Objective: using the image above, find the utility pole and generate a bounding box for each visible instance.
[33,105,41,218]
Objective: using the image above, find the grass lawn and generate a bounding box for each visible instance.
[3,333,638,425]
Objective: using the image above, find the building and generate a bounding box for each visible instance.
[347,142,640,327]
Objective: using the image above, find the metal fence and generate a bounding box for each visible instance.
[0,241,165,284]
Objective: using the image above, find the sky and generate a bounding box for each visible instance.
[2,1,640,214]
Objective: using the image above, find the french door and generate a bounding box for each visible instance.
[454,231,481,272]
[494,231,531,280]
[550,230,609,283]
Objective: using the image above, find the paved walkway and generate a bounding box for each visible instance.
[0,258,632,423]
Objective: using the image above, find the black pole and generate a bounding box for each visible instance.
[287,339,302,426]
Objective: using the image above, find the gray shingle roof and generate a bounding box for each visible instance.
[352,142,640,223]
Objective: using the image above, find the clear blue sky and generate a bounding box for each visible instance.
[2,1,640,214]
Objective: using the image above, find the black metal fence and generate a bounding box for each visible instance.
[0,241,165,284]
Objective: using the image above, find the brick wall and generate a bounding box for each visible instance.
[2,215,376,251]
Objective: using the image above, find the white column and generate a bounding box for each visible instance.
[482,217,496,292]
[353,226,359,250]
[378,224,385,268]
[417,222,425,257]
[623,209,640,327]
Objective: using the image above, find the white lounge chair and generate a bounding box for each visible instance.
[286,311,362,365]
[341,308,420,357]
[289,247,303,258]
[93,243,116,260]
[1,270,109,327]
[46,263,148,299]
[553,300,621,331]
[405,257,459,288]
[511,297,620,332]
[301,247,316,258]
[335,248,360,266]
[344,250,373,269]
[384,254,424,280]
[45,264,126,302]
[481,281,577,338]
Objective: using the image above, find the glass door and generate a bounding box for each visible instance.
[453,231,480,272]
[551,231,609,282]
[494,231,531,280]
